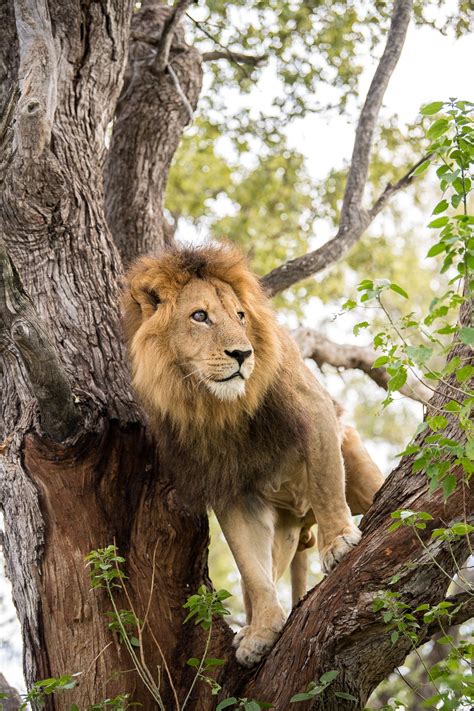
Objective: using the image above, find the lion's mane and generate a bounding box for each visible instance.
[123,244,308,512]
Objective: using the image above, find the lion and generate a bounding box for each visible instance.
[122,243,384,667]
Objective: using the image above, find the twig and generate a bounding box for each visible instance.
[261,0,414,297]
[153,0,194,74]
[168,63,194,123]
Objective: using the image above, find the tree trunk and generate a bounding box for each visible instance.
[0,1,472,710]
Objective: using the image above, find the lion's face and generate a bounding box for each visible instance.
[123,245,281,430]
[167,278,255,401]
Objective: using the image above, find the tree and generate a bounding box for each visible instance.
[0,1,472,709]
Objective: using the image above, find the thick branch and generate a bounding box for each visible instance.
[152,0,194,74]
[12,0,57,159]
[293,327,432,403]
[201,50,267,65]
[261,0,414,297]
[105,3,202,264]
[0,244,81,441]
[340,0,413,228]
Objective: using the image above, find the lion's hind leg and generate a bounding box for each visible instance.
[342,425,384,515]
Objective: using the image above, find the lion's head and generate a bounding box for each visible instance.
[122,244,281,433]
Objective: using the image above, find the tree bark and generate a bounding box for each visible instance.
[0,1,472,710]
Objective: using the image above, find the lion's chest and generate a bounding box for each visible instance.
[159,389,309,512]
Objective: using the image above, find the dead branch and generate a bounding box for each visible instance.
[0,244,81,441]
[293,326,432,403]
[261,0,414,297]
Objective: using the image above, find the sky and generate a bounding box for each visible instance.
[0,10,472,697]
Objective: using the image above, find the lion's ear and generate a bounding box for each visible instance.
[130,277,161,316]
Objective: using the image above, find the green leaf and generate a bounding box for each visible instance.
[387,368,407,392]
[353,321,369,336]
[290,693,314,702]
[427,242,447,257]
[320,670,339,685]
[420,101,444,115]
[335,692,358,701]
[450,522,474,535]
[459,327,474,345]
[216,698,238,710]
[442,474,457,499]
[186,657,200,668]
[427,216,449,229]
[426,118,449,140]
[412,159,430,176]
[372,355,390,368]
[389,283,409,299]
[432,199,449,215]
[243,702,261,711]
[203,657,227,668]
[456,365,474,382]
[427,415,448,431]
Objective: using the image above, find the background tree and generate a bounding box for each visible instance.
[0,1,472,710]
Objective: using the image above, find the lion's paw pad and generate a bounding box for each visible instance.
[320,527,362,574]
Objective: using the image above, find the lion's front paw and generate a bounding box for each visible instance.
[232,625,250,649]
[235,625,282,667]
[319,525,361,574]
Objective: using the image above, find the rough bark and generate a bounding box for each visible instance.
[0,0,212,706]
[0,0,472,710]
[104,1,202,265]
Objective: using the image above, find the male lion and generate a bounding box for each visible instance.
[122,243,384,667]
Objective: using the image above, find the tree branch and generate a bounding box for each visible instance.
[12,0,57,159]
[105,3,202,264]
[0,244,81,441]
[0,674,21,711]
[293,326,432,403]
[152,0,194,74]
[340,0,413,229]
[201,49,267,65]
[261,0,414,297]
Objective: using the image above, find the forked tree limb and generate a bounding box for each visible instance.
[261,0,414,297]
[0,244,81,441]
[293,326,432,403]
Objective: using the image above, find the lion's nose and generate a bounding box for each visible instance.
[225,349,253,367]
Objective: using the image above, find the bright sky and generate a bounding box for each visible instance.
[1,14,472,696]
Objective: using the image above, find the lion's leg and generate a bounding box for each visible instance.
[342,425,384,515]
[271,509,301,582]
[232,580,252,650]
[290,549,308,606]
[215,503,286,667]
[306,434,361,574]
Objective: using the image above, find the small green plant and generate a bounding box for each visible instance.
[89,693,141,709]
[19,674,80,709]
[216,699,273,710]
[289,670,357,704]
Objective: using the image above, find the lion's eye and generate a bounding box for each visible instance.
[237,311,245,321]
[191,310,208,323]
